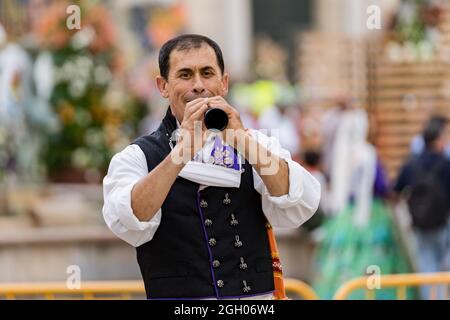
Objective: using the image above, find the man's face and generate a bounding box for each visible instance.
[156,44,229,123]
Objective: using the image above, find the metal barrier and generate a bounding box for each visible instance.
[0,281,145,300]
[7,273,448,300]
[0,278,318,300]
[284,278,319,300]
[334,272,450,300]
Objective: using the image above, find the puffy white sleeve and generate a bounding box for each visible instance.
[102,144,162,247]
[249,130,321,228]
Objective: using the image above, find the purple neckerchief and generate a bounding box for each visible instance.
[209,135,240,170]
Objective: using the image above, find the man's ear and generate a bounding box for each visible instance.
[221,72,229,96]
[156,76,169,98]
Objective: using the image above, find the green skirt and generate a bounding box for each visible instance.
[312,198,415,299]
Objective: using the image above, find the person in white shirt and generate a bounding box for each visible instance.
[102,34,321,300]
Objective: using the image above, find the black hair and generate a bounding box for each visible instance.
[423,115,447,150]
[158,34,225,79]
[302,150,322,167]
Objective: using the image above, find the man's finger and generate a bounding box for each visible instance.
[207,102,233,115]
[184,98,208,119]
[189,103,209,122]
[207,97,237,112]
[206,96,226,106]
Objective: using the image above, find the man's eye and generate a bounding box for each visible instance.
[203,71,213,77]
[180,73,190,79]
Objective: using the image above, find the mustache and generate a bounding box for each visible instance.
[184,92,213,103]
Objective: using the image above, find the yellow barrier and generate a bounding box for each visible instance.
[0,278,318,300]
[0,281,145,300]
[3,273,449,300]
[284,278,319,300]
[334,272,450,300]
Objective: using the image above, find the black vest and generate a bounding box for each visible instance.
[132,108,274,299]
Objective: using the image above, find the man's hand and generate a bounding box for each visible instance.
[207,96,289,196]
[207,96,245,131]
[132,99,209,222]
[206,96,247,148]
[177,98,210,161]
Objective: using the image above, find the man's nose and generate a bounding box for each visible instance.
[192,74,206,94]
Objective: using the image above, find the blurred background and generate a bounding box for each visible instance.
[0,0,449,299]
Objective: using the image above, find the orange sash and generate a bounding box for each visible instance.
[266,222,288,300]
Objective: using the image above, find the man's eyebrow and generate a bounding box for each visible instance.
[175,66,217,75]
[175,68,193,74]
[200,66,217,72]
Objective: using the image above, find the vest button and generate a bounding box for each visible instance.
[217,280,224,288]
[204,219,213,227]
[242,280,251,293]
[223,193,231,205]
[239,257,248,270]
[200,199,208,208]
[234,235,243,248]
[208,238,217,247]
[212,260,220,268]
[230,214,238,227]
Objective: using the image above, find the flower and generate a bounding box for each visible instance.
[34,2,118,56]
[34,3,74,50]
[71,27,96,50]
[84,5,117,54]
[31,1,144,177]
[147,4,187,47]
[57,102,75,124]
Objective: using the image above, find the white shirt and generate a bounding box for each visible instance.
[102,129,321,247]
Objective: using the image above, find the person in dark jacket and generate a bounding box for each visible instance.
[394,116,450,299]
